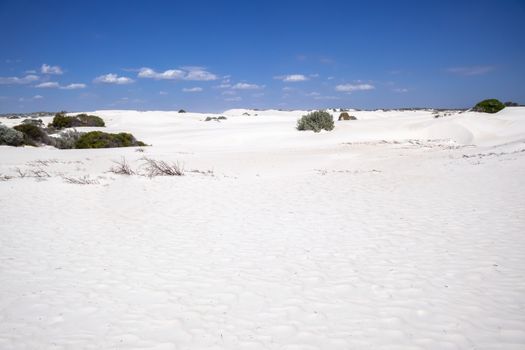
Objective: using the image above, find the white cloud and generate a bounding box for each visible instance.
[222,90,236,95]
[137,66,217,81]
[335,83,375,92]
[184,67,217,81]
[0,75,39,85]
[138,67,185,80]
[216,83,231,88]
[159,91,168,95]
[182,87,203,92]
[94,73,134,84]
[306,92,320,96]
[446,66,494,76]
[41,64,63,75]
[33,95,44,99]
[60,83,86,90]
[35,82,86,89]
[35,82,60,88]
[274,74,309,82]
[232,82,264,90]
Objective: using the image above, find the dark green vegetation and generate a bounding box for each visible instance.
[297,110,335,132]
[49,113,105,129]
[75,131,146,149]
[1,111,144,149]
[472,99,505,114]
[13,124,53,146]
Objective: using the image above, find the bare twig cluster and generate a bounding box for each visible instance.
[14,167,50,179]
[62,175,99,185]
[141,157,184,177]
[109,157,135,175]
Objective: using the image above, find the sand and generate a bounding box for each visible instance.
[1,108,524,349]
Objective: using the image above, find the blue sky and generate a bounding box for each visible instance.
[1,0,524,113]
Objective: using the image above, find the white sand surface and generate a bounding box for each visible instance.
[1,108,525,349]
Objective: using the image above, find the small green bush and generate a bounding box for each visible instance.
[76,114,105,127]
[75,131,145,149]
[49,113,105,129]
[22,118,43,127]
[0,125,24,146]
[472,99,505,114]
[50,113,74,129]
[13,124,52,146]
[297,110,335,132]
[178,109,186,113]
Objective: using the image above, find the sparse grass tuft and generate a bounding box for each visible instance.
[141,157,184,177]
[109,157,135,175]
[62,175,99,185]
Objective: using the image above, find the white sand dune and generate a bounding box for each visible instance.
[1,108,525,349]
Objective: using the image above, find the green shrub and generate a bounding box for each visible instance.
[0,125,24,146]
[178,109,186,113]
[75,131,145,149]
[76,114,105,127]
[22,118,43,127]
[50,113,74,128]
[472,99,505,114]
[49,113,105,129]
[297,110,335,132]
[13,124,52,146]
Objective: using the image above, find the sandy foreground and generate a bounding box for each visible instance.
[1,108,524,349]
